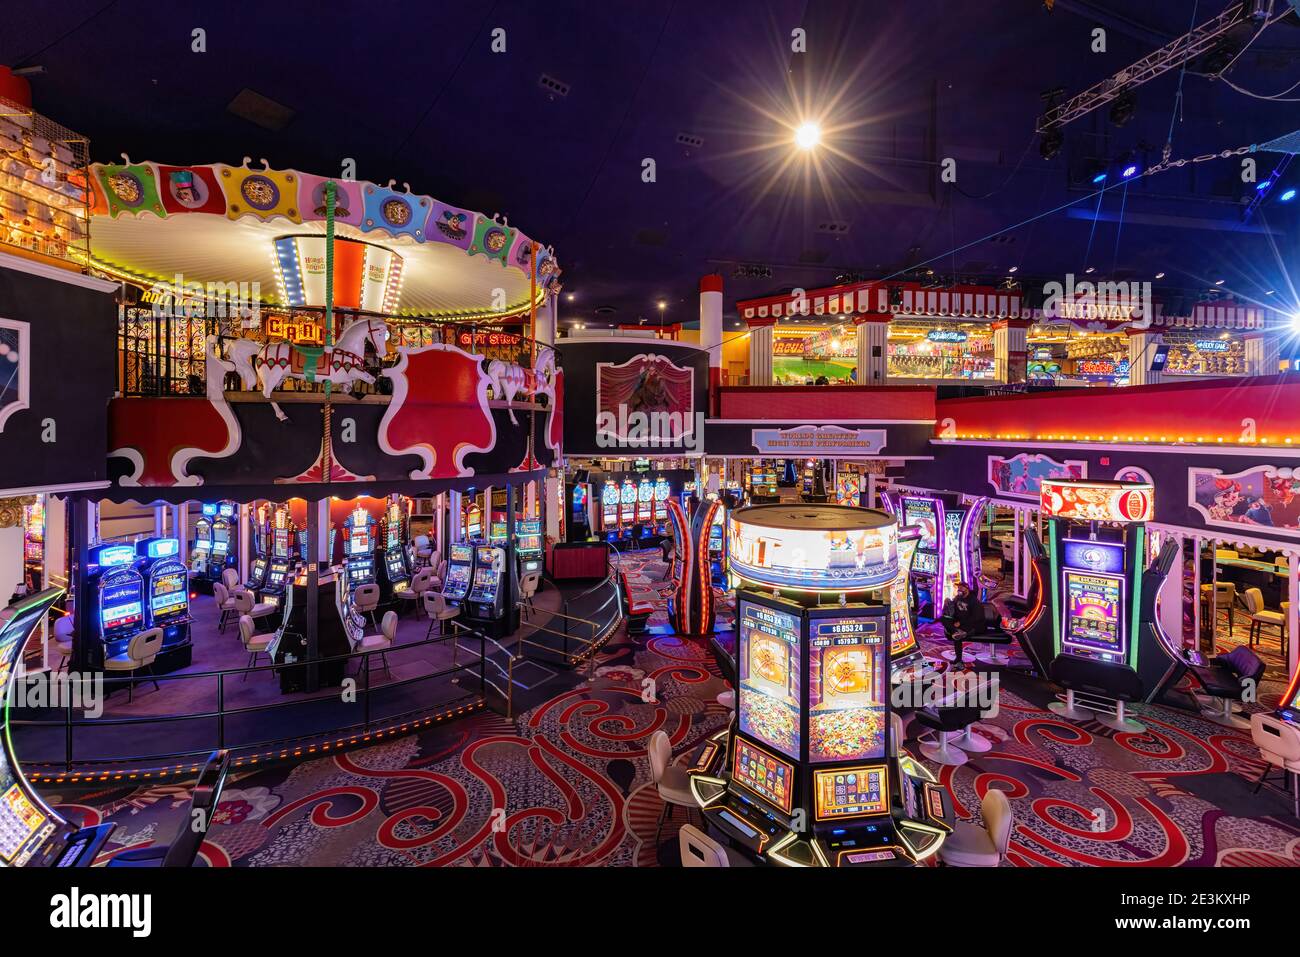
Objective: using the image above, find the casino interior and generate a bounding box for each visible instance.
[5,2,1300,890]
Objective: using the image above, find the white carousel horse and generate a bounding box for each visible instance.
[486,345,557,425]
[227,316,389,421]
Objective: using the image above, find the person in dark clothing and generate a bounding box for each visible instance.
[941,581,985,638]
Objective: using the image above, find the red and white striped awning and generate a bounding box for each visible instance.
[1166,303,1268,331]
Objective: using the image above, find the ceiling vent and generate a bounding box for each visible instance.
[594,305,619,316]
[816,220,851,235]
[676,132,704,149]
[733,263,773,280]
[538,74,570,98]
[226,88,295,132]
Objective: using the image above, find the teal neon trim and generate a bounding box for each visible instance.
[1048,521,1061,657]
[1128,526,1144,670]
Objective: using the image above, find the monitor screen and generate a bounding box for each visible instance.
[348,529,369,555]
[814,765,889,821]
[807,613,887,762]
[732,738,794,816]
[150,569,187,617]
[902,498,939,552]
[737,598,802,759]
[450,543,474,563]
[1063,571,1124,654]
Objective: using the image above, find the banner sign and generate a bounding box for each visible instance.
[751,425,887,456]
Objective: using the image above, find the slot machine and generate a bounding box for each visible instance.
[690,504,952,867]
[208,502,236,578]
[134,537,193,672]
[489,521,508,546]
[636,478,655,538]
[341,507,377,598]
[888,527,926,683]
[190,508,214,575]
[380,500,411,598]
[708,499,727,585]
[262,521,298,606]
[888,490,986,619]
[465,500,483,542]
[466,544,508,631]
[244,555,269,595]
[515,519,543,576]
[801,460,816,498]
[441,543,476,604]
[84,542,145,670]
[600,480,621,542]
[0,589,117,866]
[652,477,670,533]
[1036,480,1178,731]
[619,479,637,531]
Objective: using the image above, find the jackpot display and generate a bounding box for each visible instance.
[738,599,802,758]
[1059,538,1126,660]
[807,614,886,763]
[442,543,475,603]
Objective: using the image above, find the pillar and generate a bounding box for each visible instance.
[1288,554,1298,680]
[238,503,251,582]
[748,324,774,386]
[1127,329,1164,387]
[449,491,462,544]
[1244,332,1280,377]
[854,314,890,385]
[993,318,1030,385]
[174,503,189,561]
[537,290,557,349]
[545,472,562,544]
[700,275,723,412]
[45,495,67,587]
[153,505,165,538]
[0,507,23,599]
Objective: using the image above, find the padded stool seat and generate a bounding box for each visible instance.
[914,706,980,767]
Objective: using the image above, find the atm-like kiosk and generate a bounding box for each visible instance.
[1038,479,1178,733]
[515,519,543,576]
[341,507,377,598]
[135,537,193,672]
[466,544,511,635]
[0,589,116,866]
[261,519,299,607]
[690,505,952,867]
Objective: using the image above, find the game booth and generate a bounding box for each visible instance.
[690,504,952,866]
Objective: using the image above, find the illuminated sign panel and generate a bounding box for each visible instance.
[1040,480,1153,523]
[729,516,898,591]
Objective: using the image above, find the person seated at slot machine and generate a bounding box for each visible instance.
[941,581,987,644]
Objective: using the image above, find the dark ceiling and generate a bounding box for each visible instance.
[6,0,1300,330]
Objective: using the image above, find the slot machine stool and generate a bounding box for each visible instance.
[1048,657,1146,733]
[1187,645,1264,729]
[1250,713,1300,818]
[914,706,980,767]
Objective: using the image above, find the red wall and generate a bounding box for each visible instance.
[719,386,936,421]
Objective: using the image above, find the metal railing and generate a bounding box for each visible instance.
[514,545,623,671]
[9,629,489,773]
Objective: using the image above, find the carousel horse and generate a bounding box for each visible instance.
[485,345,557,425]
[227,316,389,421]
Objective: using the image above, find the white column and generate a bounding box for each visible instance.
[537,291,557,349]
[749,325,774,386]
[153,505,165,537]
[175,503,189,559]
[449,491,461,544]
[545,472,562,544]
[700,275,723,404]
[238,503,251,581]
[1127,330,1164,387]
[993,320,1029,384]
[316,500,330,565]
[45,496,67,587]
[855,317,890,385]
[1244,333,1280,377]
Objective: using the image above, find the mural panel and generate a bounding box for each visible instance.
[1189,465,1300,537]
[987,452,1086,499]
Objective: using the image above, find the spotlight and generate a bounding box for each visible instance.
[1039,130,1064,160]
[1281,188,1297,202]
[1292,312,1300,333]
[1122,164,1139,178]
[1155,272,1166,279]
[1257,181,1273,191]
[1108,91,1136,127]
[1092,172,1107,184]
[794,122,821,151]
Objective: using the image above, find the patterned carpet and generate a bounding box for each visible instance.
[45,550,1300,866]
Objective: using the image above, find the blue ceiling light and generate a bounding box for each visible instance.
[1121,164,1139,178]
[1281,188,1297,202]
[1091,172,1107,184]
[1257,181,1272,191]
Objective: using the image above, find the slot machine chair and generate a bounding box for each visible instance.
[108,751,231,868]
[912,705,981,767]
[1184,645,1264,728]
[103,627,164,702]
[679,824,732,867]
[237,615,277,681]
[517,572,540,619]
[352,582,381,628]
[355,610,397,678]
[396,567,437,617]
[1244,588,1287,655]
[213,581,242,633]
[1250,713,1300,818]
[51,616,74,672]
[937,788,1013,867]
[232,588,278,625]
[650,730,699,845]
[424,591,461,637]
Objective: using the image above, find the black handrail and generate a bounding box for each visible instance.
[10,630,488,772]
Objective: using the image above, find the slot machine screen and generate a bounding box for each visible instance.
[902,498,938,551]
[386,551,407,583]
[451,543,473,563]
[737,598,802,759]
[348,528,369,555]
[943,509,965,586]
[250,557,266,581]
[814,764,889,821]
[808,613,887,762]
[273,529,289,558]
[150,570,187,618]
[490,522,507,543]
[888,547,918,657]
[731,738,794,816]
[653,479,670,517]
[101,578,143,632]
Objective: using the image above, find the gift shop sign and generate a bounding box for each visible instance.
[751,425,887,456]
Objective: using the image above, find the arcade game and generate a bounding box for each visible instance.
[489,521,509,546]
[262,513,300,607]
[83,542,145,672]
[600,479,621,543]
[691,505,951,866]
[466,544,511,635]
[515,519,544,576]
[636,478,655,539]
[0,589,116,866]
[135,537,192,672]
[886,490,985,619]
[441,543,476,605]
[1036,479,1179,731]
[653,477,671,534]
[619,478,637,533]
[341,506,377,598]
[208,502,236,579]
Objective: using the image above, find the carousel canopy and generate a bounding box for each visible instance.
[85,158,560,321]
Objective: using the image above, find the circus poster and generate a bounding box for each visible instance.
[1189,465,1300,538]
[987,452,1085,500]
[595,353,695,444]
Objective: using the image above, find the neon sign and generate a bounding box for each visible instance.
[1040,479,1153,523]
